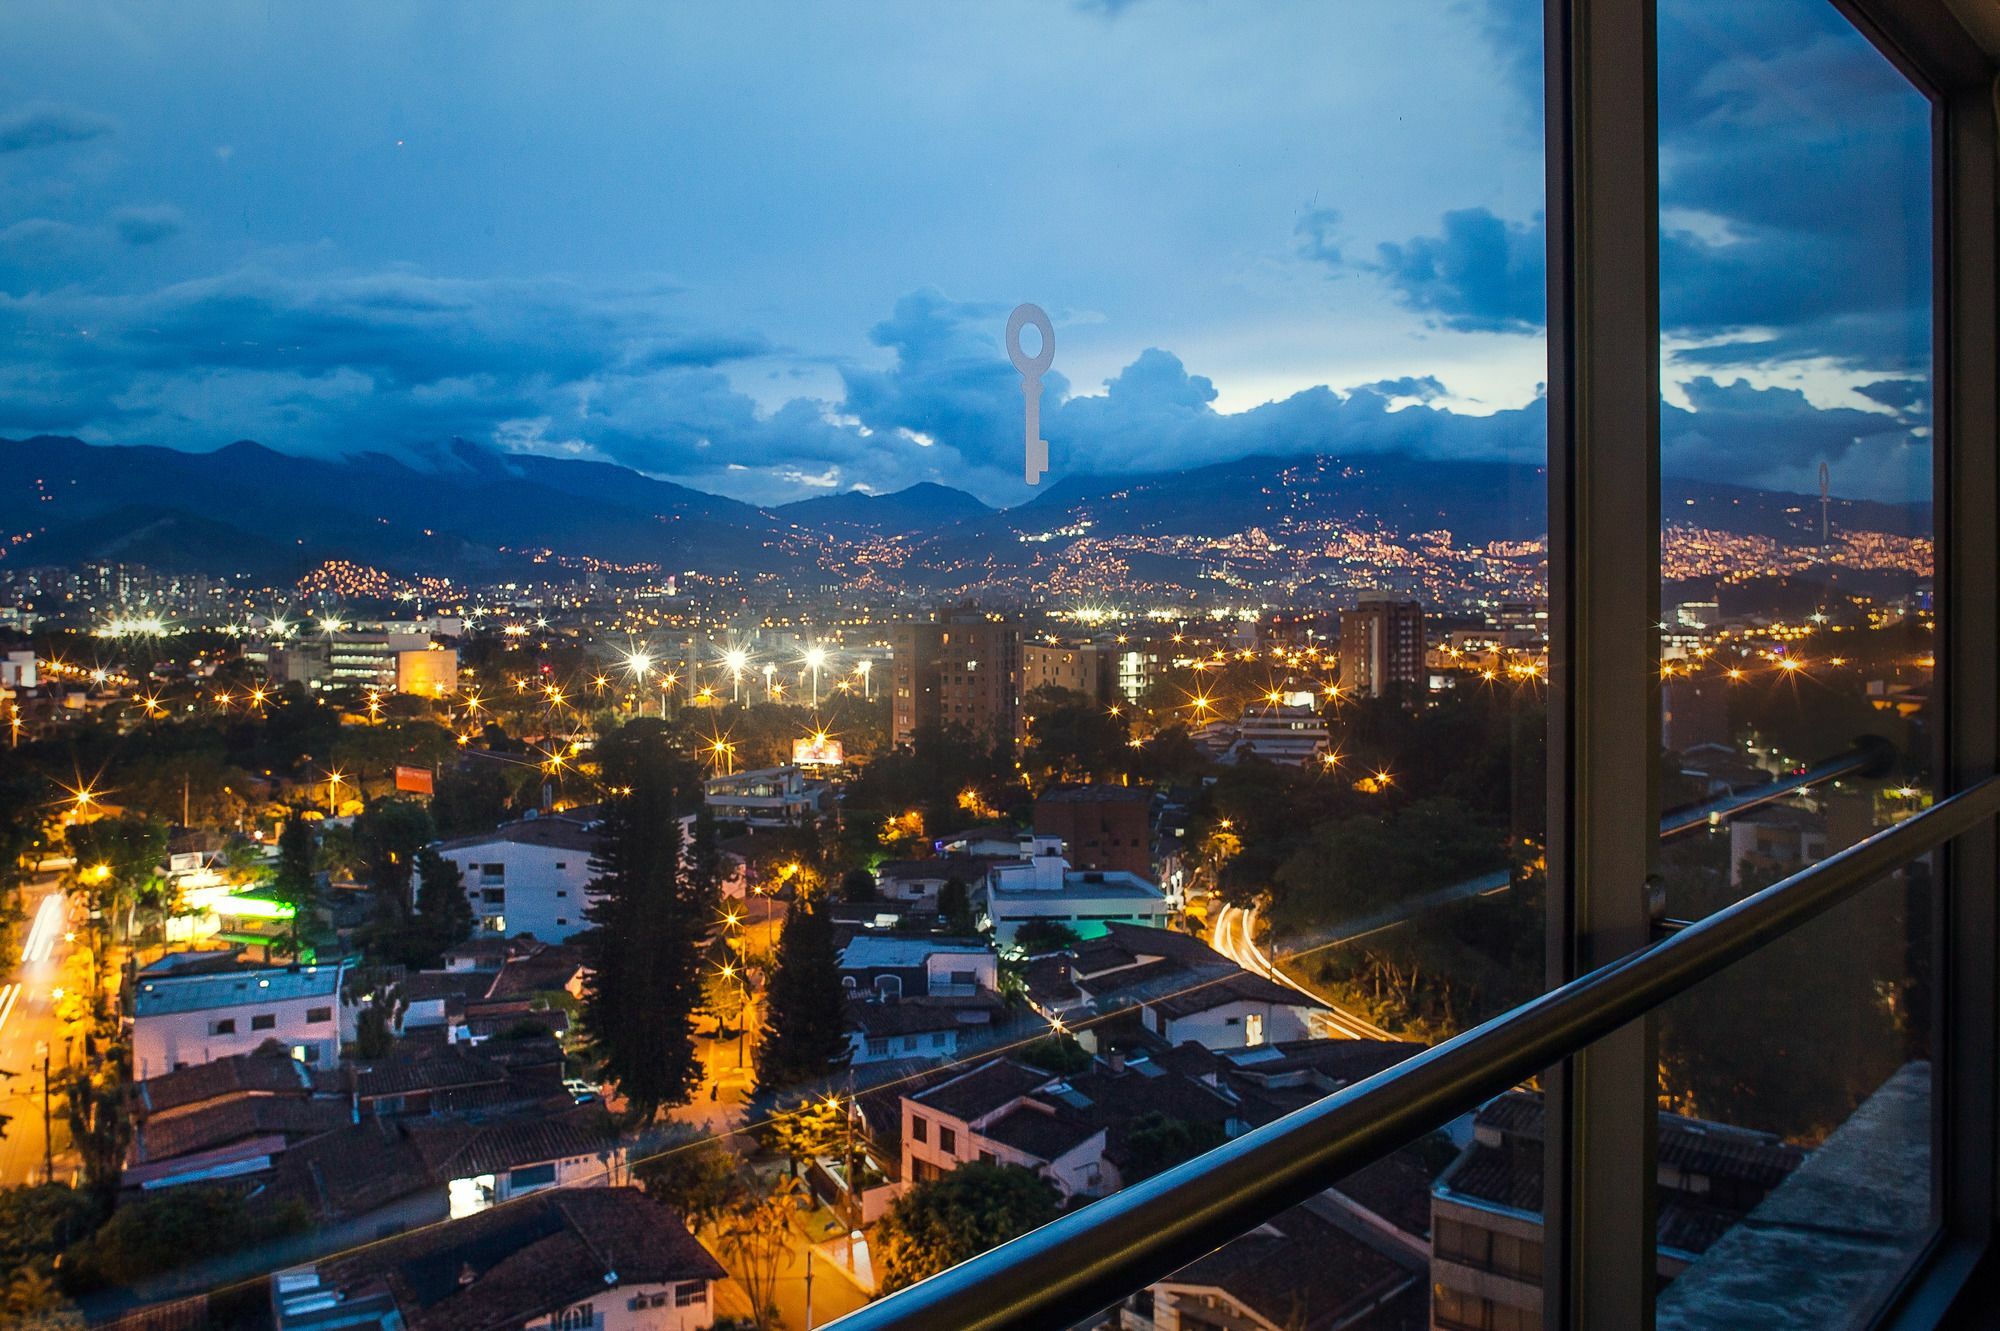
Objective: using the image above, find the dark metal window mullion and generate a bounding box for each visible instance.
[1542,0,1662,1328]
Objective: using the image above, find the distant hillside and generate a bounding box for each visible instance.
[778,482,991,534]
[0,435,1931,590]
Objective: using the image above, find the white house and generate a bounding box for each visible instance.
[986,854,1174,945]
[902,1061,1110,1199]
[273,1188,725,1331]
[132,961,354,1079]
[435,814,602,943]
[838,936,998,998]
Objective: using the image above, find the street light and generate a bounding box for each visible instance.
[804,647,828,706]
[857,659,872,699]
[723,647,749,703]
[624,650,653,715]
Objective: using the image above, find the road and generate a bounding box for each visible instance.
[1211,903,1395,1041]
[0,883,78,1185]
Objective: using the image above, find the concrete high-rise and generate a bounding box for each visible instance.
[891,608,1020,747]
[1338,594,1426,698]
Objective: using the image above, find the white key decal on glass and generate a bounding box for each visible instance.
[1007,303,1054,485]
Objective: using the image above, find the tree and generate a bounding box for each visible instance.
[64,817,168,957]
[413,847,473,960]
[579,736,713,1120]
[715,1177,806,1331]
[755,894,851,1092]
[0,1268,83,1331]
[354,799,435,919]
[1021,685,1130,782]
[1010,919,1080,956]
[938,875,977,935]
[875,1163,1059,1293]
[1119,1111,1227,1183]
[0,766,55,938]
[634,1125,751,1231]
[270,811,320,960]
[429,764,516,836]
[60,1185,308,1290]
[841,867,878,903]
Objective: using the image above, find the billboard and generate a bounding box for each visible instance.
[395,765,436,795]
[792,735,845,768]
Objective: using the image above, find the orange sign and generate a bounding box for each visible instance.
[395,765,435,795]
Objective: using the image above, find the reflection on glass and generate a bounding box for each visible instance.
[1656,0,1936,921]
[1654,870,1934,1327]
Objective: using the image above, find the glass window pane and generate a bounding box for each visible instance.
[1653,3,1937,1319]
[3,1,1545,1325]
[1656,0,1936,927]
[1653,867,1937,1326]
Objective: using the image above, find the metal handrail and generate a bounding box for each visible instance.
[827,774,2000,1331]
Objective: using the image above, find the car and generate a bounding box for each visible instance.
[563,1077,599,1105]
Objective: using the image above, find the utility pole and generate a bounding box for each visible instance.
[803,1245,814,1331]
[40,1045,53,1183]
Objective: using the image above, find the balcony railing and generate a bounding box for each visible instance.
[825,774,2000,1331]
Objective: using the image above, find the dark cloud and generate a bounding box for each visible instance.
[1856,378,1926,411]
[1369,208,1544,333]
[0,102,114,153]
[1661,376,1920,495]
[111,205,184,246]
[1366,3,1930,376]
[0,265,1927,505]
[1359,375,1448,402]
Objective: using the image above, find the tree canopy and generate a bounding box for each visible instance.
[875,1163,1059,1293]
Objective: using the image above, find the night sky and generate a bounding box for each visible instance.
[0,0,1933,506]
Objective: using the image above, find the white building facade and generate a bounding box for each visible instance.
[131,961,353,1079]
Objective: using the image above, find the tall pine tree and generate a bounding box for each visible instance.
[271,811,320,960]
[581,734,712,1120]
[756,889,852,1092]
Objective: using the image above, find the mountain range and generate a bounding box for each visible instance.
[0,435,1929,592]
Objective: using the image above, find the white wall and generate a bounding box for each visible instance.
[438,841,597,943]
[1160,1000,1313,1052]
[529,1281,715,1331]
[852,1026,960,1065]
[133,995,351,1079]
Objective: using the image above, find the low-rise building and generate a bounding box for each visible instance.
[704,764,835,828]
[986,855,1174,945]
[1027,924,1323,1052]
[1429,1091,1807,1331]
[435,813,602,943]
[131,960,353,1079]
[848,994,1002,1066]
[275,1187,725,1331]
[900,1051,1241,1202]
[839,936,997,999]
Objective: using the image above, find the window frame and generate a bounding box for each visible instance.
[1541,2,2000,1328]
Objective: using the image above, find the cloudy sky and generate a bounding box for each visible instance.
[0,0,1931,506]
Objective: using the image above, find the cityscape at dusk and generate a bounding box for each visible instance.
[0,3,1959,1331]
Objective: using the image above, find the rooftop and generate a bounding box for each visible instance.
[840,935,991,968]
[133,961,345,1018]
[135,1051,314,1116]
[317,1187,723,1331]
[1035,785,1152,806]
[435,815,602,855]
[911,1060,1054,1123]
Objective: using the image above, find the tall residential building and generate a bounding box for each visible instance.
[1034,784,1153,878]
[1021,641,1117,705]
[1339,594,1426,698]
[890,621,945,747]
[891,609,1021,748]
